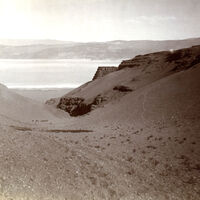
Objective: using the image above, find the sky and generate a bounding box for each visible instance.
[0,0,200,42]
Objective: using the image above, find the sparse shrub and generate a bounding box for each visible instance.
[43,157,48,162]
[132,77,138,82]
[152,159,159,166]
[88,176,97,185]
[113,85,133,92]
[193,164,200,171]
[147,135,153,140]
[146,145,157,149]
[46,129,93,133]
[192,142,196,145]
[127,168,135,175]
[132,130,139,135]
[127,156,134,162]
[179,140,184,144]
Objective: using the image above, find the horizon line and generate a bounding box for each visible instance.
[0,36,200,44]
[6,84,81,90]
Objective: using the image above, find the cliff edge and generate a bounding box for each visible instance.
[92,66,117,80]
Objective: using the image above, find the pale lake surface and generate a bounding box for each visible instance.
[0,59,121,89]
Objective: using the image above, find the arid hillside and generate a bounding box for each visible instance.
[0,45,199,200]
[49,45,200,118]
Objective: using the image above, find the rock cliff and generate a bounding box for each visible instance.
[118,45,200,71]
[92,66,117,80]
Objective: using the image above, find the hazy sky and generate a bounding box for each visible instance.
[0,0,200,41]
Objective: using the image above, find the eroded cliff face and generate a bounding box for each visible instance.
[92,66,117,80]
[48,45,200,117]
[56,95,108,116]
[118,45,200,71]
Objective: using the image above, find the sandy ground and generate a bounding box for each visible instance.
[0,113,199,200]
[0,71,199,200]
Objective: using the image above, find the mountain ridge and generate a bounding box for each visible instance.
[1,38,200,60]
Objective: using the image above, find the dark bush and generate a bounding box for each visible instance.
[113,85,133,92]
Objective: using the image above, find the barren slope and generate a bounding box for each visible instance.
[0,63,199,200]
[0,84,67,124]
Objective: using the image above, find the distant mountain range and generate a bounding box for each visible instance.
[0,39,73,46]
[0,38,200,60]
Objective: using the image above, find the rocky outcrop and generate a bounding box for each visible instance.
[57,94,108,117]
[118,45,200,71]
[118,51,168,70]
[57,97,90,116]
[92,66,117,80]
[165,46,200,71]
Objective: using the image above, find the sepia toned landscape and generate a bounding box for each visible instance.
[0,44,199,199]
[0,0,200,200]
